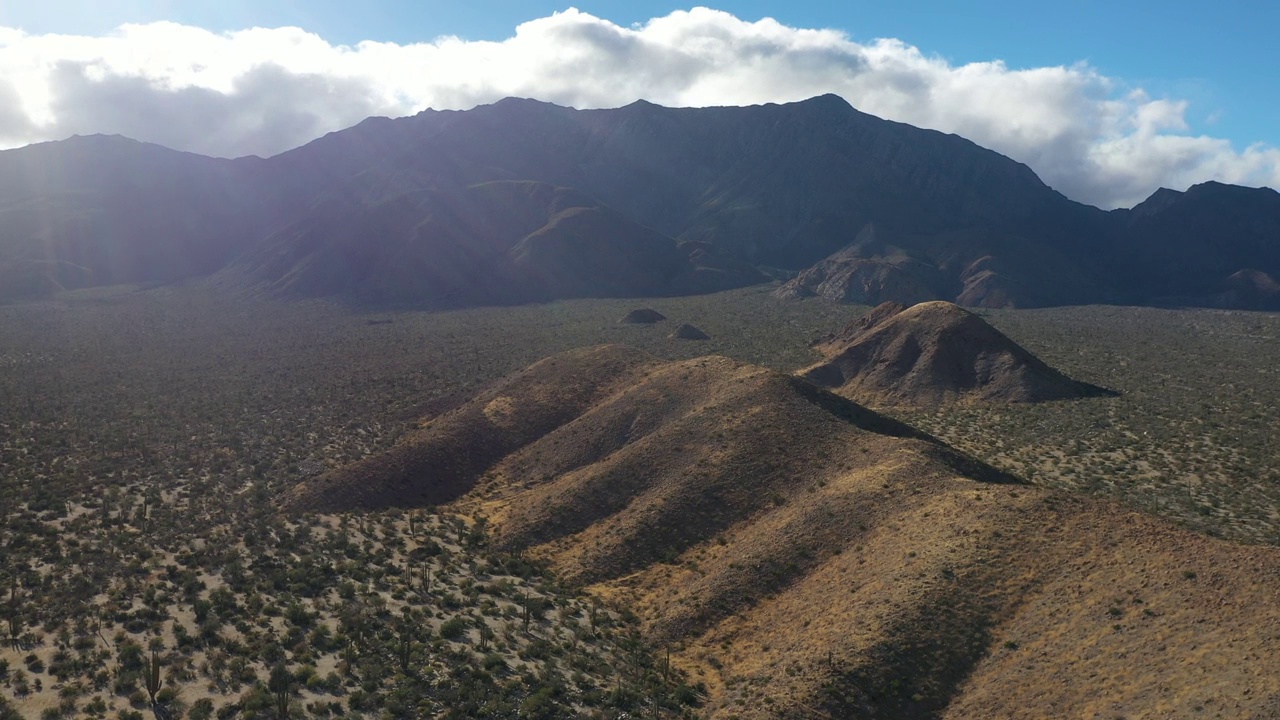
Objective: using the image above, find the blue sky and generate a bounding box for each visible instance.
[0,2,1276,207]
[2,1,1274,148]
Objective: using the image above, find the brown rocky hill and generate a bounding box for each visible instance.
[801,300,1114,405]
[774,222,1085,308]
[1217,268,1280,310]
[282,344,937,516]
[282,345,1280,719]
[670,322,710,340]
[773,224,949,306]
[809,299,907,354]
[620,308,666,324]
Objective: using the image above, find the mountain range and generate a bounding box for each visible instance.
[2,95,1279,309]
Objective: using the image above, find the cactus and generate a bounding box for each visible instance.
[268,662,291,719]
[397,630,414,673]
[7,579,16,646]
[144,652,163,705]
[341,638,355,676]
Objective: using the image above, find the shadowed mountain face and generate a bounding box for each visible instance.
[2,96,1278,307]
[802,301,1117,405]
[282,345,1280,719]
[226,180,748,306]
[1113,182,1280,309]
[0,135,289,296]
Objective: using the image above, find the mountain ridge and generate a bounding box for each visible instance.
[3,95,1278,309]
[281,344,1280,719]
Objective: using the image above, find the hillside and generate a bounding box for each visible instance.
[801,301,1115,405]
[773,223,1077,308]
[808,299,909,352]
[0,135,288,297]
[1113,182,1280,307]
[3,96,1278,309]
[283,343,1280,719]
[229,180,759,305]
[243,94,1116,308]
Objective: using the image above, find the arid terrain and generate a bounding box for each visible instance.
[800,300,1115,405]
[1,3,1279,717]
[2,283,1280,718]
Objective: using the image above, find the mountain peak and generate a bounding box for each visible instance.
[1184,179,1280,200]
[779,93,856,117]
[796,92,852,108]
[487,96,565,111]
[621,98,662,110]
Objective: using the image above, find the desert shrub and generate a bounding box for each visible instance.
[438,617,468,640]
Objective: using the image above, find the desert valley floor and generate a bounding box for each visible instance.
[2,282,1279,719]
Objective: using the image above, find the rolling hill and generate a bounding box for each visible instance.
[282,344,1280,719]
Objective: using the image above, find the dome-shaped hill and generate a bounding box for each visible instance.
[620,308,665,324]
[802,300,1115,405]
[669,322,709,340]
[1218,268,1280,310]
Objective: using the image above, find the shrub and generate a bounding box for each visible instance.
[438,617,468,641]
[188,698,214,720]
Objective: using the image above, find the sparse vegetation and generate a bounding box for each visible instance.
[2,283,1279,718]
[899,305,1280,546]
[0,284,776,718]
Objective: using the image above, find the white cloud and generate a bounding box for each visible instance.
[0,7,1277,208]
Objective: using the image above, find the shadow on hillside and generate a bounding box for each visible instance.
[820,585,1001,720]
[788,376,1026,486]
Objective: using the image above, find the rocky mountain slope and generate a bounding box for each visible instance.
[282,344,1280,719]
[0,134,287,296]
[228,180,758,306]
[1112,182,1280,308]
[3,97,1278,308]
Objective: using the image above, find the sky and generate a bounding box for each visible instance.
[0,1,1276,209]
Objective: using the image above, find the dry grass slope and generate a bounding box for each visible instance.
[810,300,908,353]
[285,344,1280,718]
[282,345,660,512]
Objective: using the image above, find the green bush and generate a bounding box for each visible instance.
[188,698,214,720]
[438,617,468,641]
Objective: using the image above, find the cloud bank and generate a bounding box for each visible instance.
[1,8,1277,208]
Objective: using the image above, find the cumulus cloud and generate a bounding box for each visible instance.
[0,7,1277,208]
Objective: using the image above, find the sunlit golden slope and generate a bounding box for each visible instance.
[284,345,1280,718]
